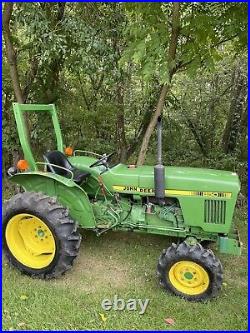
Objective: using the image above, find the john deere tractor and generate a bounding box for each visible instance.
[3,103,241,301]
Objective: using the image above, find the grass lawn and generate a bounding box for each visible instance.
[2,206,248,330]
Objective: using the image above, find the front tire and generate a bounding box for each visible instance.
[3,192,81,279]
[157,241,223,301]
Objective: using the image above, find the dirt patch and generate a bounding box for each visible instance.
[51,243,139,293]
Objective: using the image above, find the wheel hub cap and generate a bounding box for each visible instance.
[169,260,209,295]
[5,213,56,269]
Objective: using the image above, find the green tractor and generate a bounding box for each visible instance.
[3,103,241,301]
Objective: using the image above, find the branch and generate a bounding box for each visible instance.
[176,33,242,72]
[57,2,66,21]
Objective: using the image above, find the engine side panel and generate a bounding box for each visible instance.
[101,165,240,235]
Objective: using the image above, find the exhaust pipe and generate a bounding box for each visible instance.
[154,116,165,204]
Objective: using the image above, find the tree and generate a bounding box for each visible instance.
[3,3,24,103]
[137,2,180,165]
[2,2,248,195]
[121,2,248,165]
[222,60,247,154]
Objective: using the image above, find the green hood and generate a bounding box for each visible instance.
[103,164,240,194]
[69,156,240,195]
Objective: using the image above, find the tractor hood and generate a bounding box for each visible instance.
[69,156,240,196]
[102,164,241,195]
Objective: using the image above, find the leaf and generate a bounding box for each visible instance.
[17,322,26,327]
[20,295,28,301]
[99,313,108,323]
[164,318,175,325]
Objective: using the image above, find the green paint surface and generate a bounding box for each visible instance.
[184,272,193,280]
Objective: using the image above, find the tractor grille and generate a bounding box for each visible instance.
[204,200,226,224]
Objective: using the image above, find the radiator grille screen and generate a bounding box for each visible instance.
[204,200,226,224]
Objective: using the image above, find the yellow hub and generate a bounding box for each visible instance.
[5,213,56,269]
[169,260,209,295]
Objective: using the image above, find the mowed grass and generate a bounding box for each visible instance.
[2,207,248,331]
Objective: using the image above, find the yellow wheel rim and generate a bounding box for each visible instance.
[5,213,56,269]
[169,260,209,295]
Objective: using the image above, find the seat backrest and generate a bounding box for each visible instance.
[44,150,73,176]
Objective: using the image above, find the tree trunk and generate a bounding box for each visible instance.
[206,74,219,151]
[3,3,24,103]
[116,84,127,162]
[40,2,66,103]
[238,105,248,161]
[222,63,245,154]
[136,85,170,165]
[126,95,158,160]
[23,56,39,102]
[136,2,181,165]
[3,3,40,104]
[3,2,24,180]
[3,2,36,182]
[184,113,208,157]
[3,91,13,169]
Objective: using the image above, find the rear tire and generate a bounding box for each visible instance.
[2,192,81,279]
[157,241,223,301]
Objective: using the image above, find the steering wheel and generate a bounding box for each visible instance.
[89,152,115,168]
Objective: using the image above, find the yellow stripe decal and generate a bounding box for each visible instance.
[112,186,231,198]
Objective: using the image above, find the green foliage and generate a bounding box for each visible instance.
[120,3,170,84]
[120,2,248,81]
[2,2,248,194]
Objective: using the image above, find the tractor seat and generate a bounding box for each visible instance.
[44,150,90,185]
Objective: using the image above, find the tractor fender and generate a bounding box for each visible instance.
[9,172,96,229]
